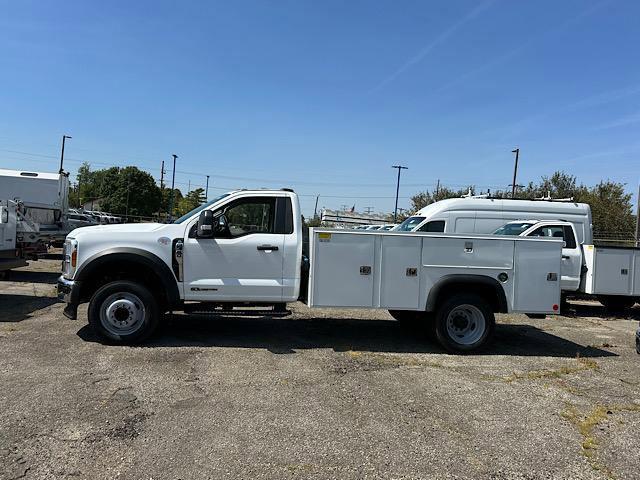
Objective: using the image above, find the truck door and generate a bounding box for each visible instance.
[182,196,285,302]
[526,224,581,292]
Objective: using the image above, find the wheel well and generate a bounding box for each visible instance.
[78,259,169,310]
[427,278,507,313]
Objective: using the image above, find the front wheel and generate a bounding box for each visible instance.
[434,294,495,353]
[88,280,159,343]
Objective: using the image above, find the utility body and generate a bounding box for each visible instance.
[58,189,563,352]
[495,220,640,310]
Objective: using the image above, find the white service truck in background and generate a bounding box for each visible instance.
[0,169,71,267]
[494,220,639,311]
[58,189,563,352]
[0,200,28,275]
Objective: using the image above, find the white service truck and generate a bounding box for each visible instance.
[0,168,71,253]
[0,200,28,274]
[58,189,563,352]
[494,220,639,310]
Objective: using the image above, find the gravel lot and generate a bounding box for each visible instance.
[1,256,639,480]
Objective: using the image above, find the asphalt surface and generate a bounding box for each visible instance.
[1,256,639,480]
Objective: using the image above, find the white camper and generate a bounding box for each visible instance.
[394,197,593,244]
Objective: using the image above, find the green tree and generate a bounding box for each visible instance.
[176,188,205,216]
[95,166,161,218]
[579,181,635,240]
[409,185,475,211]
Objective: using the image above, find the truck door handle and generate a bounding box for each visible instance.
[562,255,570,259]
[257,245,279,251]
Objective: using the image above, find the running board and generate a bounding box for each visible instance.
[183,303,292,317]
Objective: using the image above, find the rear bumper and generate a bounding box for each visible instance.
[57,275,81,319]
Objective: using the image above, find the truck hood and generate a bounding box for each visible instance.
[68,222,172,239]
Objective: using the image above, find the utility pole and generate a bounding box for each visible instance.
[76,181,81,207]
[435,179,440,197]
[125,182,131,222]
[168,154,177,222]
[313,195,319,219]
[205,175,210,201]
[392,165,408,222]
[160,160,165,190]
[58,135,72,174]
[635,183,640,247]
[510,148,520,198]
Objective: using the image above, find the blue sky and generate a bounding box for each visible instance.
[0,0,638,216]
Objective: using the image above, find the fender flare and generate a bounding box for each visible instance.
[426,274,508,313]
[75,247,180,307]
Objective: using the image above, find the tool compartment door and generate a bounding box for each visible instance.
[380,235,421,309]
[309,231,375,307]
[513,239,562,313]
[592,247,634,295]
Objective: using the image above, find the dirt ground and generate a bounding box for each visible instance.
[1,256,639,480]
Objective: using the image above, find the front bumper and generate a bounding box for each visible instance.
[57,275,80,319]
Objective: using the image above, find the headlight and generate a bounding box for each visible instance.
[62,239,78,278]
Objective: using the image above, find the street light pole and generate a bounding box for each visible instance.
[58,135,72,174]
[392,165,408,222]
[510,148,520,198]
[168,154,177,222]
[205,175,210,201]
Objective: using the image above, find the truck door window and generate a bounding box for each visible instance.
[222,198,276,237]
[563,226,577,248]
[418,220,445,232]
[529,225,568,244]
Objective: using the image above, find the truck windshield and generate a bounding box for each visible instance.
[394,216,425,231]
[493,222,536,236]
[172,193,230,224]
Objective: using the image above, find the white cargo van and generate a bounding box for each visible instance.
[394,198,592,244]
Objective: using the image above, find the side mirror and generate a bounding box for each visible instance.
[215,214,228,233]
[197,210,215,238]
[0,207,7,224]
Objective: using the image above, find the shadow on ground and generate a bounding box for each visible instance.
[564,302,640,321]
[3,270,60,284]
[40,253,63,261]
[0,294,60,322]
[77,314,616,358]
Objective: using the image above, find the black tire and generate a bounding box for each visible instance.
[88,280,159,343]
[434,293,495,353]
[599,295,636,313]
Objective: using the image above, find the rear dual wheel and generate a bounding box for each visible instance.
[434,294,495,353]
[390,293,494,353]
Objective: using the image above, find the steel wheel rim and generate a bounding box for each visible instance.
[445,304,485,346]
[100,292,146,336]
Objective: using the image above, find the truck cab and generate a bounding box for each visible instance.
[58,190,303,334]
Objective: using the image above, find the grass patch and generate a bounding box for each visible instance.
[346,350,443,368]
[561,402,640,478]
[503,357,598,383]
